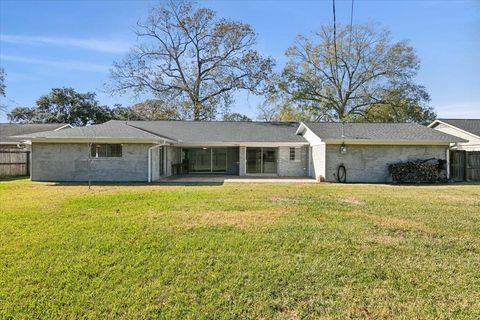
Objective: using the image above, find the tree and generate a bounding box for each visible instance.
[110,104,142,121]
[0,68,5,98]
[8,88,112,125]
[222,112,251,121]
[359,83,436,124]
[279,23,434,122]
[131,99,179,120]
[256,103,278,121]
[0,68,6,113]
[110,0,274,120]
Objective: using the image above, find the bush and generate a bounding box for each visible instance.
[388,158,447,183]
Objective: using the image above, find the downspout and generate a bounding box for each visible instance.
[148,141,168,183]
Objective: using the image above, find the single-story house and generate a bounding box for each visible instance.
[16,120,463,183]
[428,119,480,151]
[0,123,71,150]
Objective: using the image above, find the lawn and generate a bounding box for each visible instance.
[1,179,479,319]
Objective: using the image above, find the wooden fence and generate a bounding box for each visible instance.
[0,150,30,177]
[450,151,480,182]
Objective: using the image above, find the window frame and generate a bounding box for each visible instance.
[90,144,123,158]
[289,147,300,162]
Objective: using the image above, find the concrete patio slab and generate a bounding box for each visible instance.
[159,175,317,184]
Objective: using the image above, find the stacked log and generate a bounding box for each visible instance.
[388,158,446,183]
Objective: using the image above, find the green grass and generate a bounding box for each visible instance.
[1,179,480,319]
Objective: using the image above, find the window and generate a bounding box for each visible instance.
[290,147,299,161]
[90,144,122,158]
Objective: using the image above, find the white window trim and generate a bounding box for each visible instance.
[289,147,301,162]
[91,144,123,159]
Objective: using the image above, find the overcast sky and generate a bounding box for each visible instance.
[1,0,479,122]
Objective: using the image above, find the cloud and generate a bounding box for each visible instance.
[4,72,40,82]
[0,34,130,54]
[1,54,110,72]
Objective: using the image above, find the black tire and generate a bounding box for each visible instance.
[337,164,346,183]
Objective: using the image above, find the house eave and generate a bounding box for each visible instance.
[175,141,309,147]
[428,119,480,140]
[324,139,454,146]
[29,137,173,144]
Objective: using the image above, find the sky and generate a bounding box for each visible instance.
[0,0,479,122]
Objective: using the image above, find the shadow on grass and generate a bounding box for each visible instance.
[47,181,225,187]
[388,181,480,187]
[0,176,29,182]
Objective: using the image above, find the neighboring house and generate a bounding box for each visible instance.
[16,120,462,183]
[428,119,480,151]
[0,123,71,150]
[429,119,480,181]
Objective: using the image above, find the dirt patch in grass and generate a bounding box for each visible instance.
[366,234,405,245]
[362,214,433,235]
[433,193,480,206]
[153,208,292,230]
[340,196,366,206]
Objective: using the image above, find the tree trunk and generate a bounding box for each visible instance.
[193,101,202,121]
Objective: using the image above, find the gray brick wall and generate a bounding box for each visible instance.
[31,143,153,182]
[325,144,448,183]
[277,146,308,177]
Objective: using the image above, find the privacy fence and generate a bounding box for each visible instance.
[0,150,30,177]
[450,151,480,182]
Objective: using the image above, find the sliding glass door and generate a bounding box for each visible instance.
[183,148,228,173]
[246,147,277,174]
[187,148,211,172]
[246,148,262,173]
[212,148,227,172]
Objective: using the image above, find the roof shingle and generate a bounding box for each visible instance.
[125,120,306,143]
[437,119,480,137]
[14,121,162,141]
[0,123,69,143]
[302,122,464,143]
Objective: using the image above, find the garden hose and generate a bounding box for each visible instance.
[337,164,347,183]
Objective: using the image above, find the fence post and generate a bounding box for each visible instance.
[26,151,31,177]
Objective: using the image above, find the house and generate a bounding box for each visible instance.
[428,119,480,151]
[0,123,71,150]
[429,119,480,181]
[16,120,463,183]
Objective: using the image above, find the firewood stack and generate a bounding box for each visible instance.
[388,158,446,183]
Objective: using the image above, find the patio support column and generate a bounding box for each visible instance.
[239,146,246,176]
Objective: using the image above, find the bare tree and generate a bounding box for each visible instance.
[110,0,274,120]
[279,23,433,122]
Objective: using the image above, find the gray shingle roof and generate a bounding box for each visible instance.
[14,121,163,141]
[0,123,69,143]
[19,120,306,143]
[125,120,306,143]
[437,119,480,137]
[302,122,465,143]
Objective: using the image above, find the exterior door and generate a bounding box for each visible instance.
[246,148,262,173]
[246,147,277,174]
[262,148,277,173]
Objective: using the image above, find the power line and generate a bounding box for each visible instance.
[332,0,338,66]
[349,0,354,52]
[350,0,354,30]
